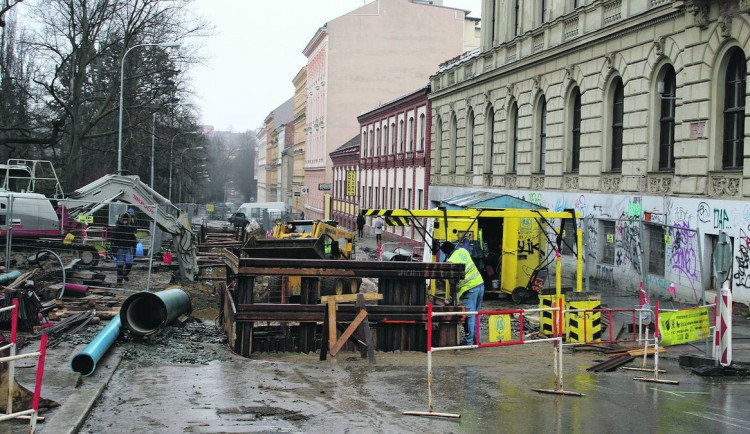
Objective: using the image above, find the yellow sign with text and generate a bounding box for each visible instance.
[346,170,357,197]
[489,314,511,343]
[658,306,710,346]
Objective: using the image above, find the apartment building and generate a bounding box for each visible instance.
[429,0,750,305]
[301,0,480,219]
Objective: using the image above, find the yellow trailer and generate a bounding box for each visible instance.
[362,208,583,303]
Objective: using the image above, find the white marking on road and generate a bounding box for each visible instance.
[683,411,750,431]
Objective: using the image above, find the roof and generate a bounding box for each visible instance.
[439,191,544,210]
[272,97,295,126]
[331,135,360,155]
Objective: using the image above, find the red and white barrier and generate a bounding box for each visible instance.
[404,301,581,419]
[0,299,48,432]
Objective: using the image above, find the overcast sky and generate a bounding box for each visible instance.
[189,0,482,133]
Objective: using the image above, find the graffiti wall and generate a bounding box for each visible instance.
[429,186,750,306]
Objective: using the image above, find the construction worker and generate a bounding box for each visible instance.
[111,212,137,284]
[441,241,485,345]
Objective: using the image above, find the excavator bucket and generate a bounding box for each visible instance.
[240,235,337,260]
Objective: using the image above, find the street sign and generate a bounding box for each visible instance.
[345,170,356,197]
[318,183,331,191]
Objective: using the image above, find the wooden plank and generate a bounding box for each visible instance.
[327,299,337,363]
[330,310,368,356]
[358,293,375,363]
[320,293,383,303]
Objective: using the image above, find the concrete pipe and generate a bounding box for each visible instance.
[70,314,121,376]
[120,288,191,337]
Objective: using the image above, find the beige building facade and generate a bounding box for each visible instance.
[301,0,480,219]
[292,67,307,217]
[255,126,267,203]
[430,0,750,306]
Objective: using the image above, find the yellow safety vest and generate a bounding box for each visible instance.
[446,247,483,298]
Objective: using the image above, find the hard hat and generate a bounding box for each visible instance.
[127,208,135,216]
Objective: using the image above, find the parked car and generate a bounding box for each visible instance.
[227,212,248,228]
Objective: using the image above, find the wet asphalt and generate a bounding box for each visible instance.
[3,232,750,433]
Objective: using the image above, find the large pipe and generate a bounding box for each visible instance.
[120,288,191,337]
[70,314,121,377]
[0,270,22,285]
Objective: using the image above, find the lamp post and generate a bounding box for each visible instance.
[151,113,157,189]
[118,41,180,174]
[168,132,201,202]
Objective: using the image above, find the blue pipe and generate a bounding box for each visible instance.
[120,288,191,337]
[0,270,22,285]
[70,314,121,377]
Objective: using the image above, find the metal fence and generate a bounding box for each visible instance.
[0,194,165,291]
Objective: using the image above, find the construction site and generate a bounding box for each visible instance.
[0,161,749,432]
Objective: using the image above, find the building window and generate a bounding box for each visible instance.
[648,224,665,276]
[399,119,405,153]
[375,127,380,157]
[537,96,547,172]
[435,117,443,174]
[723,48,746,170]
[485,106,495,173]
[408,117,414,151]
[383,125,388,155]
[407,188,412,208]
[601,221,615,265]
[370,129,375,157]
[389,187,394,208]
[450,113,458,173]
[417,189,423,210]
[362,132,367,157]
[391,122,397,154]
[611,78,624,171]
[659,65,676,171]
[381,187,386,208]
[509,101,518,173]
[514,0,520,36]
[467,108,475,171]
[571,87,581,173]
[541,0,547,24]
[375,187,379,208]
[419,114,426,151]
[398,188,403,208]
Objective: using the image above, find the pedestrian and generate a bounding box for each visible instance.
[441,241,485,345]
[374,215,385,244]
[111,211,137,284]
[356,213,366,238]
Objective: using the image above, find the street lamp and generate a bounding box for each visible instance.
[169,132,201,202]
[118,41,180,174]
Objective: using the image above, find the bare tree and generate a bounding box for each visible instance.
[18,0,209,190]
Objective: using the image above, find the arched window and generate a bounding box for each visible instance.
[484,106,495,173]
[537,96,547,173]
[450,113,458,173]
[435,116,443,174]
[390,122,396,154]
[399,119,405,153]
[419,114,426,151]
[467,108,475,171]
[408,117,414,151]
[658,65,676,171]
[611,78,624,171]
[509,101,518,173]
[375,127,380,157]
[570,87,581,173]
[723,49,745,170]
[383,124,389,155]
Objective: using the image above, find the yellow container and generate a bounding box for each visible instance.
[538,290,564,337]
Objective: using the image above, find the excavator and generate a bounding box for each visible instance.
[271,219,355,259]
[0,160,198,280]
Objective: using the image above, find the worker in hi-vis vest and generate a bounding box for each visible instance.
[441,241,485,345]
